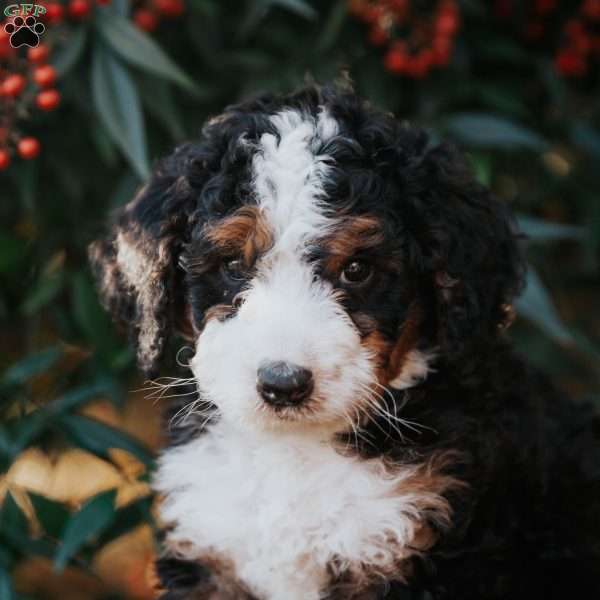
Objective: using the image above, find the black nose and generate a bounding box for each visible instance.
[257,361,314,407]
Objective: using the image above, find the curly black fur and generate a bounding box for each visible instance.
[90,84,600,599]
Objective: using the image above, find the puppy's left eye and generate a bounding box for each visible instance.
[222,258,249,282]
[340,260,373,286]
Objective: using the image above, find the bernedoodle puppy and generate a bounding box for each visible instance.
[89,85,600,600]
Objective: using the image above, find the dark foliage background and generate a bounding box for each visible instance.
[0,0,599,598]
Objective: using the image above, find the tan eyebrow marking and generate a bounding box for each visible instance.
[205,206,273,266]
[322,215,385,273]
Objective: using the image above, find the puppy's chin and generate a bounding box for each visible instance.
[224,397,347,435]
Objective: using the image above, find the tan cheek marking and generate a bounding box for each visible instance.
[360,304,422,386]
[206,206,273,266]
[385,304,422,384]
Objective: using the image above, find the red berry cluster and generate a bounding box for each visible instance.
[0,42,61,170]
[349,0,461,78]
[41,0,113,24]
[0,0,116,172]
[494,0,600,80]
[133,0,185,33]
[556,1,600,77]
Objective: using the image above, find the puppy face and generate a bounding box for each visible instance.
[90,86,523,433]
[182,110,424,429]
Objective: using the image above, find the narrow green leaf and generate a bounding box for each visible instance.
[29,494,70,539]
[0,566,16,600]
[571,121,600,160]
[20,272,65,316]
[515,268,573,345]
[95,13,199,93]
[71,270,120,359]
[240,0,316,36]
[50,381,110,415]
[51,26,87,77]
[444,113,548,150]
[0,235,28,274]
[92,43,150,179]
[96,497,153,547]
[0,347,62,388]
[137,76,185,140]
[0,492,28,537]
[54,490,117,571]
[271,0,317,19]
[517,215,584,243]
[316,0,347,52]
[59,414,153,466]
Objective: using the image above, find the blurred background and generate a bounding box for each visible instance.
[0,0,599,598]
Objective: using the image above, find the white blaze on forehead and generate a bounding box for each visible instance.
[252,108,339,252]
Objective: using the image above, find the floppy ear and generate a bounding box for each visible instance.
[88,145,200,376]
[405,141,525,357]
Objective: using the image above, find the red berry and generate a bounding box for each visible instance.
[432,39,452,66]
[1,74,26,98]
[17,138,41,160]
[27,44,50,64]
[0,30,14,60]
[555,50,587,77]
[68,0,91,19]
[0,149,10,171]
[406,53,432,79]
[33,65,57,88]
[36,89,61,111]
[153,0,184,18]
[361,4,384,24]
[368,25,388,46]
[134,9,159,32]
[436,13,460,36]
[384,48,408,74]
[45,2,65,24]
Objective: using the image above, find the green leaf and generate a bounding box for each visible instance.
[95,13,199,94]
[20,272,65,316]
[0,347,62,388]
[0,234,28,273]
[570,121,600,160]
[54,489,117,571]
[0,566,16,600]
[444,113,548,150]
[517,215,584,243]
[92,42,150,180]
[59,415,153,467]
[271,0,317,19]
[71,271,121,360]
[316,0,347,52]
[0,492,28,537]
[50,381,110,415]
[240,0,316,36]
[515,268,573,345]
[137,76,185,140]
[29,494,70,539]
[52,26,87,77]
[96,497,153,547]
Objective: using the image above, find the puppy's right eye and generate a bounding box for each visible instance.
[222,258,248,282]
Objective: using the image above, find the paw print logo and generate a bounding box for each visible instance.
[4,16,45,49]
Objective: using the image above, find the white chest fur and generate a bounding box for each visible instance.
[155,423,449,600]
